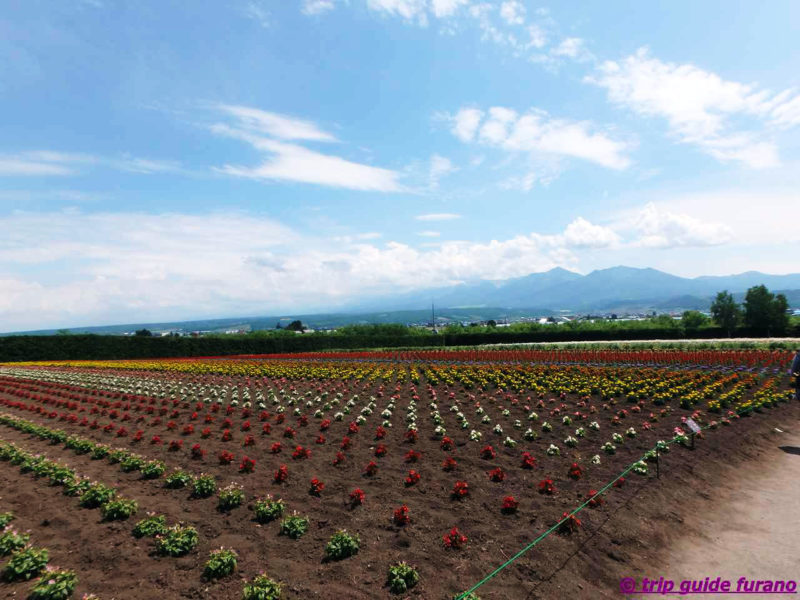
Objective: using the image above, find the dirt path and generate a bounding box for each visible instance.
[654,426,800,598]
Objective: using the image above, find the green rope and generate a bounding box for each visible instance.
[454,402,765,599]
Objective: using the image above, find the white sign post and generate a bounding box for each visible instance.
[685,418,701,448]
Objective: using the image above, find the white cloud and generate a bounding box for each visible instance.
[450,106,632,170]
[243,1,271,27]
[415,212,461,221]
[562,217,621,248]
[551,37,591,61]
[499,1,525,25]
[367,0,429,25]
[218,105,337,142]
[587,48,800,168]
[0,158,75,176]
[451,107,484,142]
[0,151,182,177]
[626,203,733,248]
[418,230,441,237]
[302,0,336,15]
[431,0,469,18]
[212,105,403,191]
[429,154,456,187]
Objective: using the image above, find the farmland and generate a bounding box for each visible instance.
[0,348,796,599]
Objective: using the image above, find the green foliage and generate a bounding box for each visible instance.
[710,290,741,336]
[63,477,92,497]
[681,310,708,332]
[217,483,245,512]
[164,469,192,489]
[140,460,166,479]
[203,547,238,580]
[0,529,29,555]
[107,449,129,464]
[79,482,116,508]
[242,573,283,600]
[29,568,78,600]
[155,524,198,557]
[279,513,309,540]
[132,514,168,538]
[252,496,285,523]
[2,546,49,581]
[387,562,419,594]
[90,445,110,460]
[0,512,14,531]
[324,530,360,560]
[48,466,75,487]
[191,474,217,498]
[120,454,145,473]
[101,498,138,521]
[742,285,790,335]
[453,594,481,600]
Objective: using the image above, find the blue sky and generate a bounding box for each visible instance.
[1,0,799,331]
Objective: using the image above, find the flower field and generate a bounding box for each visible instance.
[0,348,795,599]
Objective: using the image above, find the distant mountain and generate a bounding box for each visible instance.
[4,266,799,335]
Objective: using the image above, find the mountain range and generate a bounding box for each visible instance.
[5,266,799,335]
[354,266,800,313]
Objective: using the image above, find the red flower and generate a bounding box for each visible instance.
[521,452,536,469]
[488,467,505,482]
[219,450,235,465]
[404,450,421,463]
[538,478,556,495]
[241,420,251,431]
[440,436,455,451]
[116,426,128,437]
[501,496,519,514]
[333,451,346,466]
[315,434,326,444]
[182,424,194,436]
[348,422,359,434]
[442,456,457,471]
[133,430,143,442]
[557,512,581,535]
[320,419,331,431]
[243,434,255,447]
[340,436,352,450]
[375,444,387,457]
[292,445,311,460]
[480,445,496,459]
[275,414,285,424]
[442,527,467,549]
[363,461,378,476]
[568,463,583,480]
[309,477,325,496]
[270,442,282,454]
[201,427,211,438]
[166,421,177,431]
[150,435,162,445]
[239,456,256,473]
[404,429,418,443]
[262,423,271,434]
[375,426,387,440]
[204,414,215,424]
[349,488,365,506]
[221,429,232,442]
[613,477,625,488]
[393,504,410,526]
[168,439,183,451]
[259,411,270,422]
[223,417,233,428]
[451,481,469,499]
[405,470,421,486]
[191,443,206,459]
[297,415,308,427]
[586,489,603,508]
[274,464,288,483]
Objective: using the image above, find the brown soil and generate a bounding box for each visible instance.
[0,378,797,599]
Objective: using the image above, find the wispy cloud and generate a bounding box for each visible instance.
[211,105,403,191]
[0,151,183,177]
[242,0,271,27]
[302,0,337,15]
[587,47,800,168]
[448,106,632,170]
[415,212,461,221]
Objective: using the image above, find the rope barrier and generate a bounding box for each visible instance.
[453,402,767,599]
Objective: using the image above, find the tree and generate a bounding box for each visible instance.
[486,320,497,328]
[681,310,708,333]
[710,291,740,337]
[285,320,305,332]
[771,294,790,335]
[134,329,153,337]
